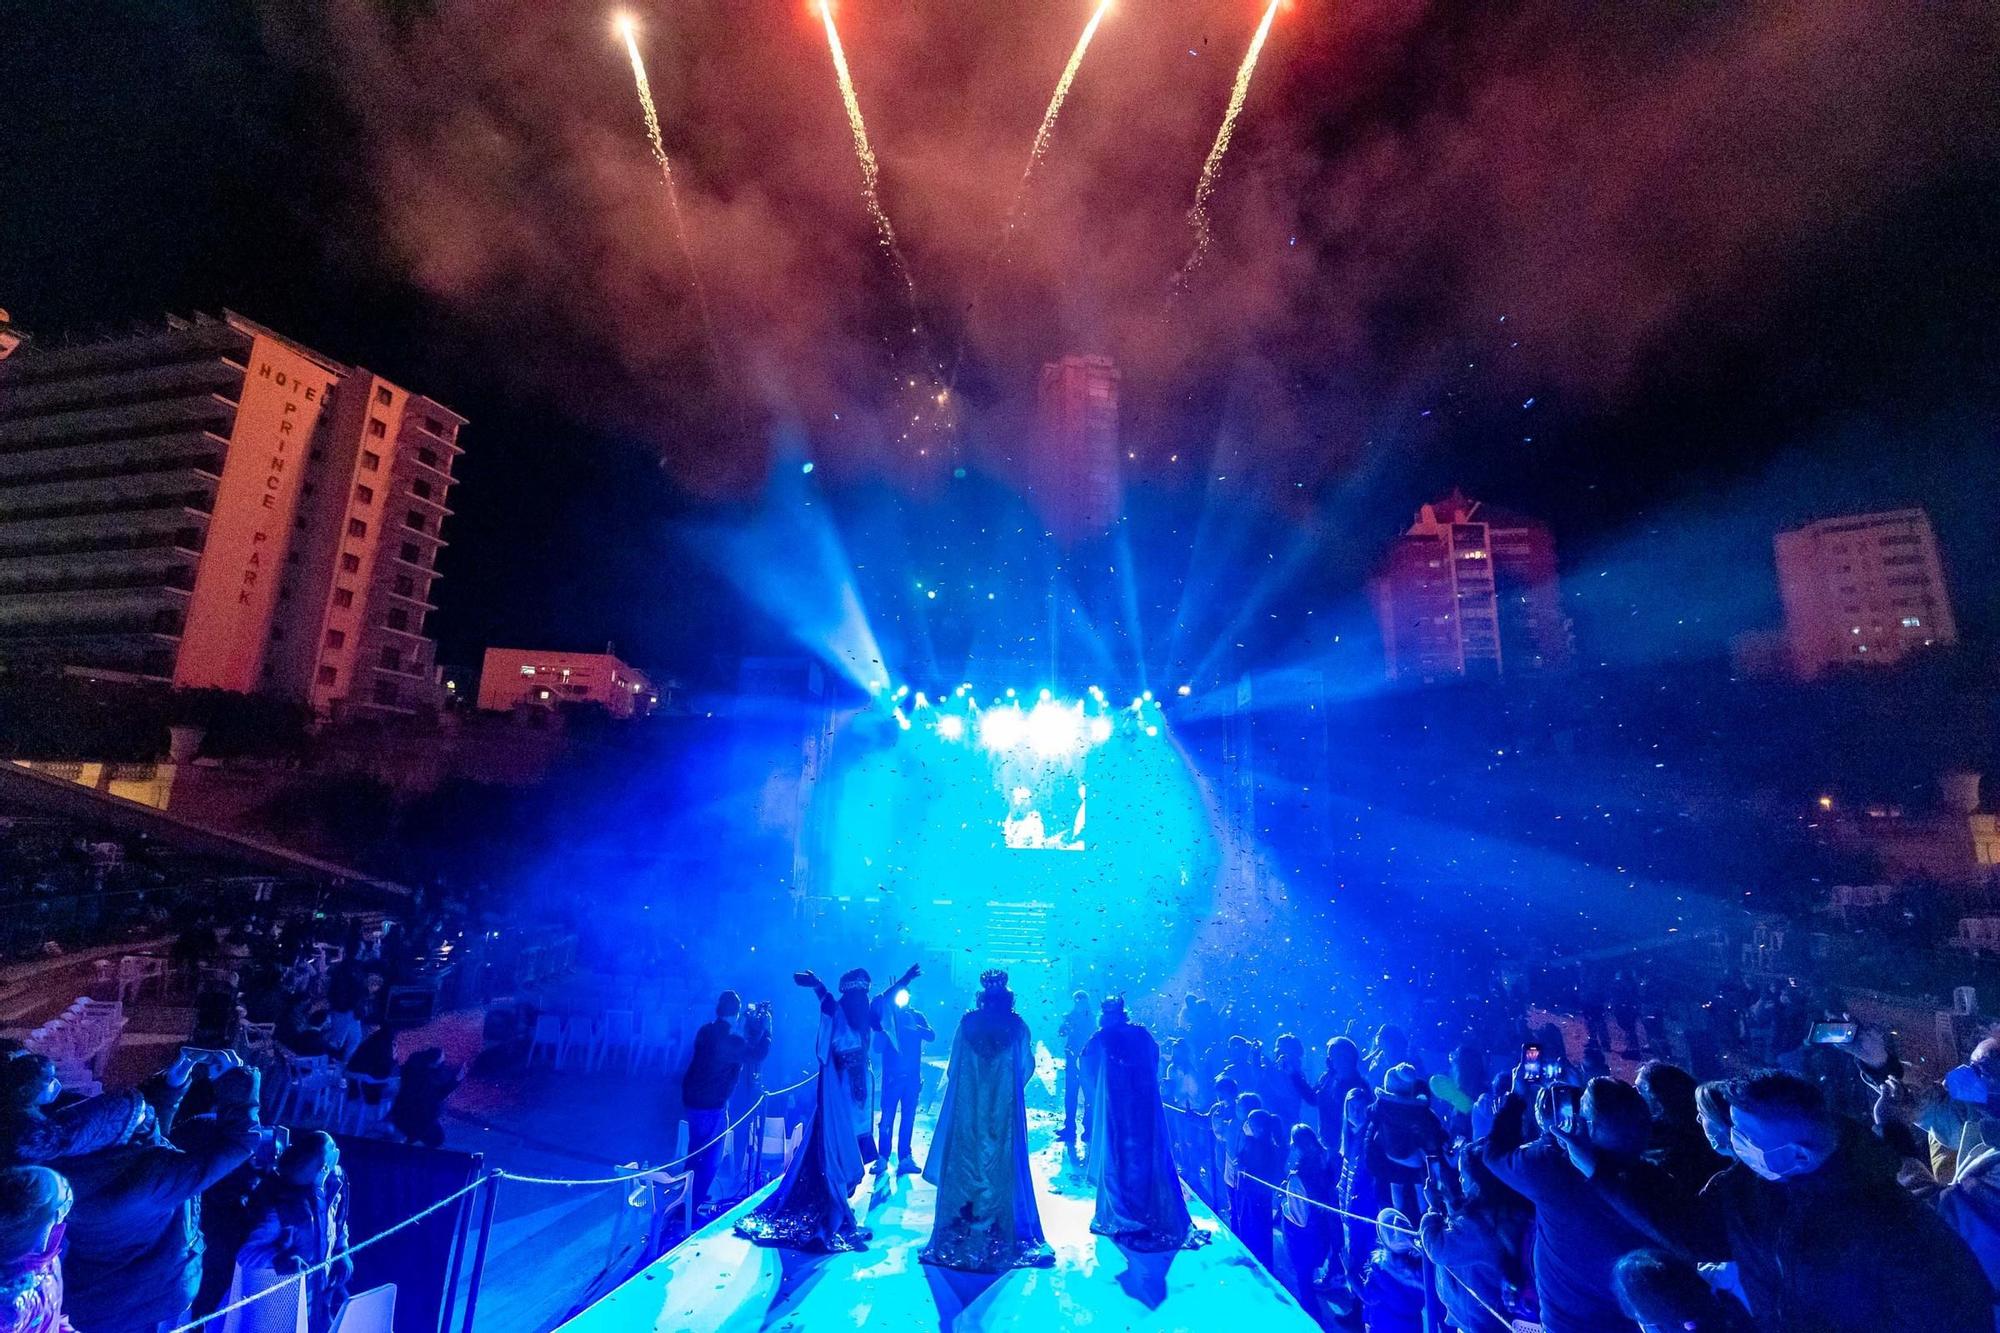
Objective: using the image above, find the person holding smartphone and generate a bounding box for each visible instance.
[60,1050,263,1333]
[1481,1074,1691,1333]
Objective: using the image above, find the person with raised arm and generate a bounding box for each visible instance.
[735,962,915,1252]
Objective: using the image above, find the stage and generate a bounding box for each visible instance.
[558,1102,1319,1333]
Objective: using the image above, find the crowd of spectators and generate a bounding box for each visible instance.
[1154,983,2000,1331]
[0,912,468,1333]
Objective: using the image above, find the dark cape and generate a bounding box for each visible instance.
[1083,1018,1210,1251]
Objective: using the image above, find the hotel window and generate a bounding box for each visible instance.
[333,588,354,609]
[418,448,439,467]
[386,608,409,631]
[325,629,346,649]
[361,451,380,473]
[341,553,361,573]
[393,575,414,596]
[374,680,400,706]
[317,665,337,686]
[424,417,445,435]
[404,511,426,532]
[347,518,368,538]
[400,542,421,563]
[379,647,400,670]
[374,386,392,406]
[355,485,374,505]
[412,479,432,499]
[368,418,387,439]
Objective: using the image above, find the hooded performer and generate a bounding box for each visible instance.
[1081,997,1210,1250]
[920,970,1054,1271]
[736,961,916,1252]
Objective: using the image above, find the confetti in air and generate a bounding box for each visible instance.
[1180,0,1282,283]
[616,13,720,364]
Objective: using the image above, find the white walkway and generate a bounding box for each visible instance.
[559,1106,1318,1333]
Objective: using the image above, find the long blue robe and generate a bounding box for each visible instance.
[920,1004,1053,1271]
[736,999,871,1251]
[1083,1018,1208,1250]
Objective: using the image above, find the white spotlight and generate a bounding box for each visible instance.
[936,715,966,741]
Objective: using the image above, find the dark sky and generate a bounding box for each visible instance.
[2,1,1996,682]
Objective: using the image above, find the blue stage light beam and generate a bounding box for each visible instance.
[689,436,892,695]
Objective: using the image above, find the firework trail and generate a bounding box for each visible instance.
[1010,0,1113,233]
[947,1,1112,402]
[617,15,721,365]
[815,1,924,327]
[1180,0,1282,282]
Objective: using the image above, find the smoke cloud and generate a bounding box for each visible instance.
[291,0,1996,498]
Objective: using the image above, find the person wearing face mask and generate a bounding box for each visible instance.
[1908,1039,2000,1323]
[236,1133,350,1333]
[0,1166,72,1333]
[1696,1070,1991,1333]
[58,1051,262,1333]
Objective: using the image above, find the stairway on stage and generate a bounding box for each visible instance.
[559,1103,1320,1333]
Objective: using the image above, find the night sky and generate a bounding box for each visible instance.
[3,1,1996,685]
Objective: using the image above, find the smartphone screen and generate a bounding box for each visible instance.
[1809,1021,1858,1046]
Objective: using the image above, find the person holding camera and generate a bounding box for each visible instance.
[680,992,771,1218]
[60,1049,264,1333]
[734,1001,775,1186]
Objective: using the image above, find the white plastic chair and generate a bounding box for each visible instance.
[564,1015,597,1071]
[329,1284,395,1333]
[221,1261,309,1333]
[340,1073,400,1134]
[279,1055,340,1124]
[597,1010,636,1072]
[752,1116,803,1177]
[527,1013,566,1068]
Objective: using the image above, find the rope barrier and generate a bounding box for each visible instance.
[162,1069,822,1328]
[164,1173,492,1333]
[494,1070,820,1187]
[1232,1172,1519,1332]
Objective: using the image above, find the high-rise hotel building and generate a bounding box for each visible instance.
[1033,354,1121,540]
[1371,491,1571,683]
[1774,508,1956,678]
[0,311,463,717]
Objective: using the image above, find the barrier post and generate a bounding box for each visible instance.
[459,1172,502,1333]
[436,1153,483,1333]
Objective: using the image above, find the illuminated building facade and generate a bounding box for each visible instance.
[476,648,658,718]
[1775,508,1957,679]
[1033,353,1121,540]
[0,311,463,716]
[1372,491,1570,682]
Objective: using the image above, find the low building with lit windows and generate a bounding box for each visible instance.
[475,647,659,718]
